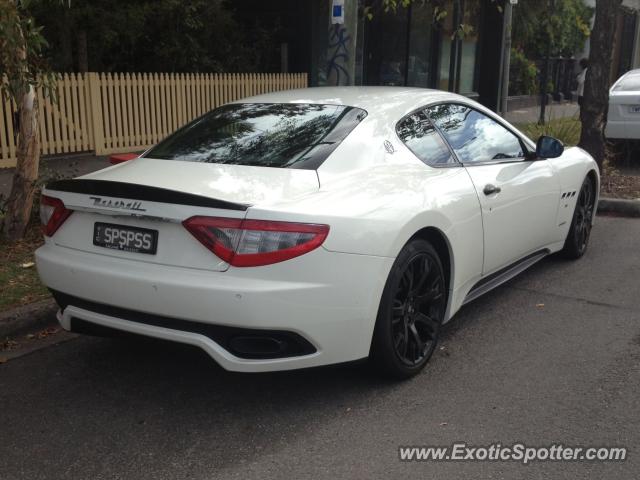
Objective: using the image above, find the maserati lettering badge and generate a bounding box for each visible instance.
[89,196,146,212]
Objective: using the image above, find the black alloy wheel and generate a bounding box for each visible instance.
[371,239,446,379]
[562,176,596,259]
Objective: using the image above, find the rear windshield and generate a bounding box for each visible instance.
[613,73,640,92]
[144,103,367,169]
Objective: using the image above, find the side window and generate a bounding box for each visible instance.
[426,104,524,164]
[396,110,456,166]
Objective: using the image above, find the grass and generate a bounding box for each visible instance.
[0,223,49,311]
[514,116,582,147]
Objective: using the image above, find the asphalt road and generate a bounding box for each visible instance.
[1,216,639,480]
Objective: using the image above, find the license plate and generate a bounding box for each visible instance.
[93,222,158,254]
[629,106,640,113]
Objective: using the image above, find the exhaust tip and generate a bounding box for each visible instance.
[228,335,288,358]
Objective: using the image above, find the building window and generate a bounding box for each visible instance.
[364,5,409,86]
[458,0,480,95]
[361,0,483,95]
[437,0,455,91]
[407,3,435,87]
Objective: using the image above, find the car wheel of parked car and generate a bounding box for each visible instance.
[370,239,447,379]
[562,176,596,260]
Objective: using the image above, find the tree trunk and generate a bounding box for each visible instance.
[1,87,40,241]
[578,0,622,170]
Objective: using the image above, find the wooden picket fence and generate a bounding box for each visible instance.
[0,72,308,168]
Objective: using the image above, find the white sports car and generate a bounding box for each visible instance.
[36,87,599,378]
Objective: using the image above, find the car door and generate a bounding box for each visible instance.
[426,103,561,275]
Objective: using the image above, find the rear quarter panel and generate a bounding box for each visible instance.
[248,155,484,302]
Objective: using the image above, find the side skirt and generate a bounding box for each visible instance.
[462,249,549,305]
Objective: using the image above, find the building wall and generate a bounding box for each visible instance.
[247,0,504,111]
[310,0,359,86]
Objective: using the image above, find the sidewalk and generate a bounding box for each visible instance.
[0,153,110,199]
[504,102,579,125]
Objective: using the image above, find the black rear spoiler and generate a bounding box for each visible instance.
[45,179,250,211]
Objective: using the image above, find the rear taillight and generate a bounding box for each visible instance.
[40,195,72,237]
[183,216,329,267]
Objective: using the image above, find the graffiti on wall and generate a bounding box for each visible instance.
[326,24,351,85]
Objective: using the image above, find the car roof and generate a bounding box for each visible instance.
[621,68,640,79]
[235,86,536,150]
[235,86,469,117]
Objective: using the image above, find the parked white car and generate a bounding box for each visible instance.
[606,68,640,140]
[36,87,599,378]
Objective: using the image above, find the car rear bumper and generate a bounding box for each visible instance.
[606,119,640,140]
[605,120,627,139]
[36,242,393,372]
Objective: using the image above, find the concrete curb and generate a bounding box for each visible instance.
[598,197,640,218]
[0,298,58,339]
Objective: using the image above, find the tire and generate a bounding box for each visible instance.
[561,176,596,260]
[370,239,447,379]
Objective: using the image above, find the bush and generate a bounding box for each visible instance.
[509,48,539,96]
[516,116,581,147]
[512,0,593,60]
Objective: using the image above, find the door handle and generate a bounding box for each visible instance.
[483,184,501,195]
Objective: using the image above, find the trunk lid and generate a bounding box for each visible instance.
[78,157,321,206]
[608,91,640,123]
[44,158,320,272]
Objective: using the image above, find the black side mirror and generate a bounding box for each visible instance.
[536,135,564,159]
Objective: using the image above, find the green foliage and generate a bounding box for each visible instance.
[512,0,593,59]
[0,0,56,102]
[365,0,441,21]
[373,0,501,39]
[24,0,281,73]
[379,0,500,14]
[509,47,539,95]
[381,0,414,12]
